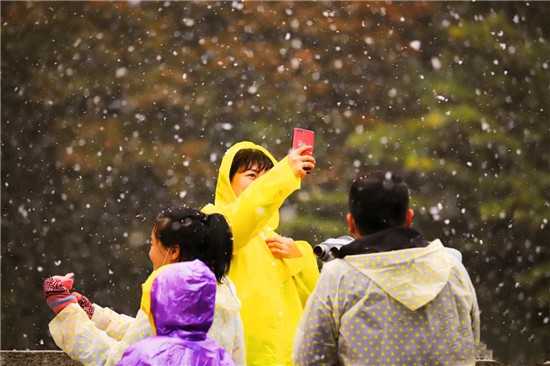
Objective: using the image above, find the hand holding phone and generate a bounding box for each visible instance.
[292,128,315,173]
[292,128,315,156]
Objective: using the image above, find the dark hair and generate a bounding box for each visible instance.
[229,148,274,182]
[152,206,233,283]
[349,170,409,235]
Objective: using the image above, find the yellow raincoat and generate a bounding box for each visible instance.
[202,141,319,366]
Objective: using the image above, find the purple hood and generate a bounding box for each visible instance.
[147,259,216,339]
[118,260,235,365]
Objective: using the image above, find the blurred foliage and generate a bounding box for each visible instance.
[345,2,550,361]
[1,1,548,363]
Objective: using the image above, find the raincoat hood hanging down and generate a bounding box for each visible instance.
[203,141,320,365]
[118,260,236,366]
[293,230,480,366]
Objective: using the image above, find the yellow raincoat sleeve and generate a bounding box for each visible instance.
[203,156,300,252]
[283,240,320,307]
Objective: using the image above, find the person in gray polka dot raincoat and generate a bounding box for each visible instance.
[293,171,480,366]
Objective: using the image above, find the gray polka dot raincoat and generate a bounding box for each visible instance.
[293,237,480,366]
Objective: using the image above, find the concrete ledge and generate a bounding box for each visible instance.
[0,351,545,365]
[1,351,82,366]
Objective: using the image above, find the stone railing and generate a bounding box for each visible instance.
[2,351,547,366]
[1,351,82,366]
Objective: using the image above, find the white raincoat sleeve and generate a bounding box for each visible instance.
[209,278,246,365]
[90,305,136,339]
[49,303,153,366]
[455,261,481,350]
[50,290,245,365]
[292,261,341,366]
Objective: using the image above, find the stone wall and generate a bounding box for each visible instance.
[1,351,82,366]
[1,351,543,366]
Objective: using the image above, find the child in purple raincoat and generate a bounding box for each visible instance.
[118,259,235,366]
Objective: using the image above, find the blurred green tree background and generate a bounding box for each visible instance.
[2,2,548,363]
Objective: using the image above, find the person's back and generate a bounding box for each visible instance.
[293,171,480,366]
[118,260,236,366]
[306,237,478,365]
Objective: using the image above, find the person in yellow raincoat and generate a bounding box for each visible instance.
[202,141,320,365]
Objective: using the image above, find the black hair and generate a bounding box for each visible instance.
[153,206,233,283]
[349,170,409,235]
[229,148,274,182]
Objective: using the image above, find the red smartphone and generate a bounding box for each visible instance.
[292,128,315,173]
[292,128,315,156]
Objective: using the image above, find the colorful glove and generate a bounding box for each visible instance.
[43,273,95,319]
[43,276,77,315]
[72,291,95,319]
[52,272,75,290]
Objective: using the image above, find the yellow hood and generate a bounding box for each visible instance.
[205,141,280,233]
[213,141,278,206]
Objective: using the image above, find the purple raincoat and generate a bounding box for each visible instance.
[117,260,236,366]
